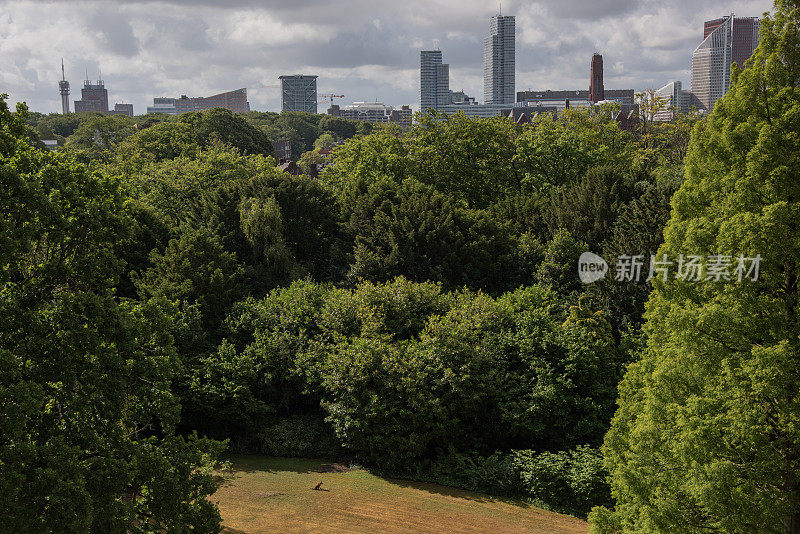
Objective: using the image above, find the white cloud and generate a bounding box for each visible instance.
[225,12,335,45]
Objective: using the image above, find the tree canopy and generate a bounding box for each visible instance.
[2,29,715,527]
[591,3,800,532]
[0,95,224,532]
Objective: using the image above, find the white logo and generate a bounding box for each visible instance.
[578,252,608,284]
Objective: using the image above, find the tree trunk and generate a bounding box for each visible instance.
[786,512,800,534]
[783,466,800,534]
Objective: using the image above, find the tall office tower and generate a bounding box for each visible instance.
[59,59,70,114]
[73,77,109,113]
[483,15,515,104]
[691,14,760,111]
[279,75,318,113]
[589,53,604,103]
[420,50,450,112]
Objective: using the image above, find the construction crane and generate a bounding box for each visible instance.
[318,94,344,108]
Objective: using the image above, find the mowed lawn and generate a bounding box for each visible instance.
[213,456,588,534]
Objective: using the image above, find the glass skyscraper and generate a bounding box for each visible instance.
[279,75,318,113]
[483,15,515,105]
[420,50,450,113]
[691,15,760,111]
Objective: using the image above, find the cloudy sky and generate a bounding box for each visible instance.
[0,0,773,114]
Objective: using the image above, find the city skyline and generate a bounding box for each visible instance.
[0,0,772,114]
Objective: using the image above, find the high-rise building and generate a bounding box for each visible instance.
[589,53,604,103]
[704,18,727,39]
[483,15,515,104]
[279,75,318,113]
[691,14,760,111]
[59,59,70,114]
[146,89,249,115]
[73,78,109,113]
[420,50,450,112]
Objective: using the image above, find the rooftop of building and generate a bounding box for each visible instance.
[343,101,392,110]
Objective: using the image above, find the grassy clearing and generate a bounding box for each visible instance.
[213,456,588,534]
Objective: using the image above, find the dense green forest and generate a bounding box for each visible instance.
[2,2,799,532]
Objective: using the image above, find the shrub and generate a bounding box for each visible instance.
[427,451,526,496]
[402,447,611,518]
[258,414,341,458]
[512,446,611,517]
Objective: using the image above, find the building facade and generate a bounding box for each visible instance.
[502,105,558,123]
[516,91,592,110]
[420,50,450,113]
[484,15,515,104]
[327,102,412,126]
[589,53,604,103]
[652,81,685,121]
[109,103,134,117]
[279,75,318,113]
[691,15,760,111]
[650,81,705,120]
[146,89,249,115]
[598,89,634,105]
[73,79,109,113]
[180,88,248,113]
[517,89,635,109]
[272,139,292,162]
[438,102,515,118]
[147,97,178,115]
[448,90,475,104]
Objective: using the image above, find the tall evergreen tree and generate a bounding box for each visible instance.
[591,2,800,532]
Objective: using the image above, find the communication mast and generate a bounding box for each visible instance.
[59,58,70,114]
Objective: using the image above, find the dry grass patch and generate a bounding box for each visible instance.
[213,456,588,534]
